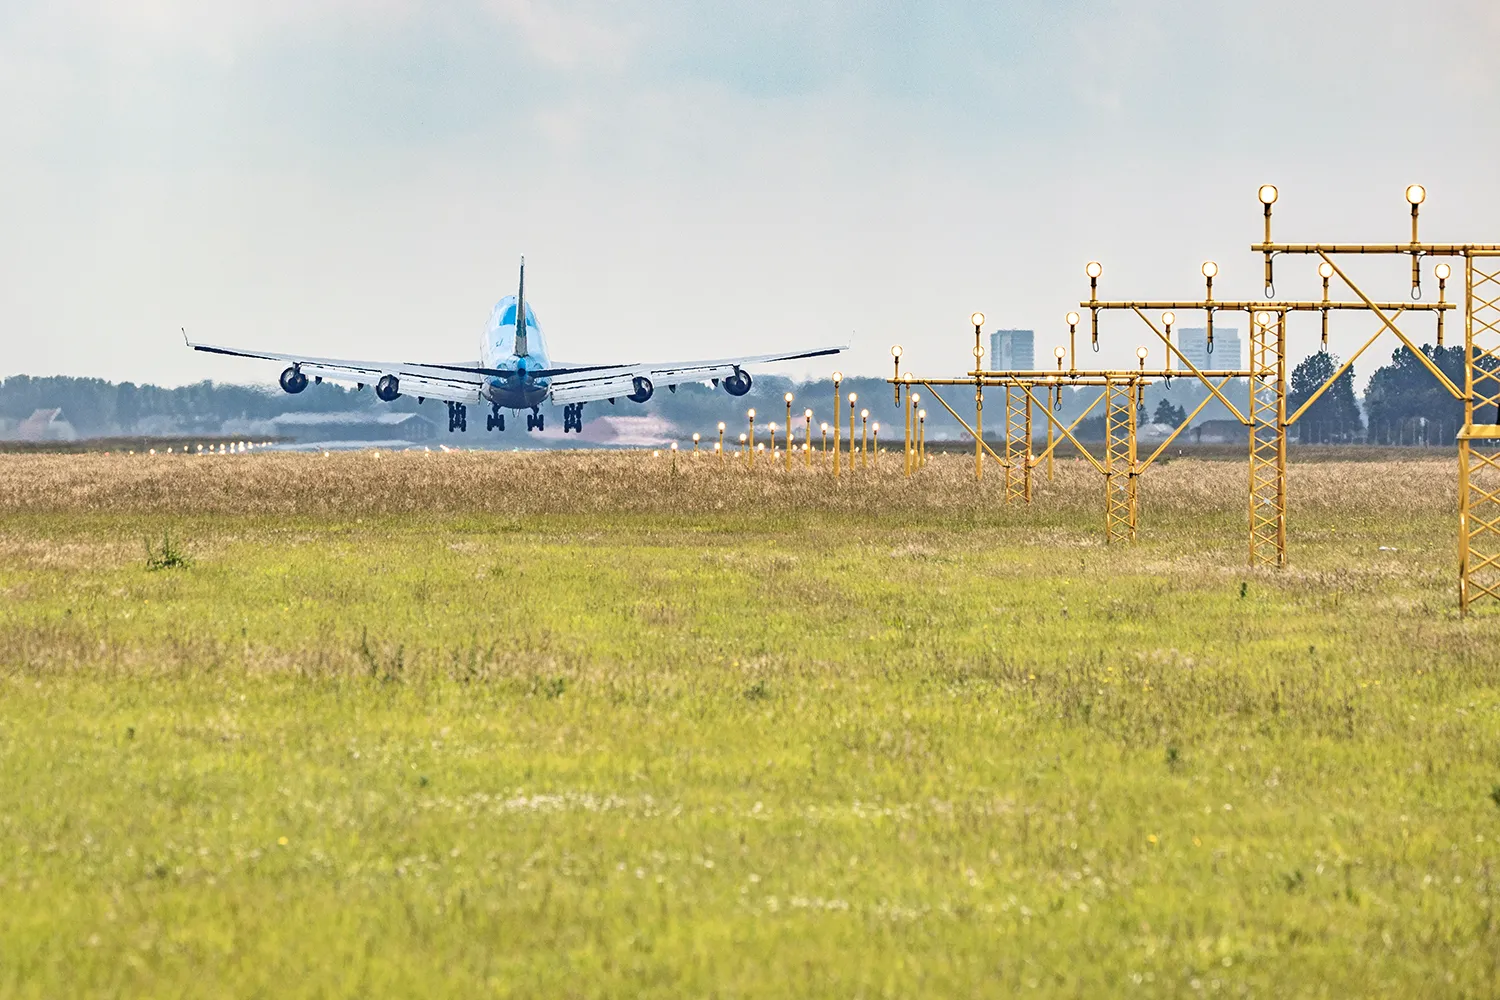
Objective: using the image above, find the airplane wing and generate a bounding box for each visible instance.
[547,346,847,405]
[186,336,489,404]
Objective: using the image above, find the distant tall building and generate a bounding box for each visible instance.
[989,329,1035,371]
[1176,326,1241,371]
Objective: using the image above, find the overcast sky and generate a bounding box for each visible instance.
[3,0,1499,387]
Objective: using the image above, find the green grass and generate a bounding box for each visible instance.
[1,452,1498,997]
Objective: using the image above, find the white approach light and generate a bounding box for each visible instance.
[1085,262,1102,279]
[1435,263,1452,280]
[970,311,986,328]
[1319,262,1335,279]
[1201,261,1219,279]
[1406,184,1426,205]
[1258,184,1279,205]
[1066,311,1080,327]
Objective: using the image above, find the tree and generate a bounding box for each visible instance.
[1152,398,1187,427]
[1363,345,1465,445]
[1287,351,1362,443]
[115,382,139,432]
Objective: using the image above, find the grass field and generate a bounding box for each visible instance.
[1,450,1498,998]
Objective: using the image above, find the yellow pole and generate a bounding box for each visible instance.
[860,409,869,469]
[848,392,858,470]
[804,410,813,467]
[904,388,912,476]
[872,423,879,466]
[1046,386,1055,481]
[919,410,927,466]
[717,422,726,465]
[692,432,700,457]
[974,384,983,480]
[833,376,842,478]
[769,424,776,462]
[973,319,985,481]
[747,409,755,468]
[785,393,794,472]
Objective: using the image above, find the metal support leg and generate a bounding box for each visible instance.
[1461,254,1500,612]
[1249,310,1287,567]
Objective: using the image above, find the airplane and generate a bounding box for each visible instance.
[186,259,846,435]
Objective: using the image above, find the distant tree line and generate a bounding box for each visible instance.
[0,375,405,437]
[5,346,1494,443]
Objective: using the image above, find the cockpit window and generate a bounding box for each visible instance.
[499,303,538,328]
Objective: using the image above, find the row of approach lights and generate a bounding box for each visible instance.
[677,388,904,463]
[890,184,1454,371]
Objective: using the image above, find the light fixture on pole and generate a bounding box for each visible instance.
[1259,184,1278,295]
[890,345,903,404]
[1085,264,1102,351]
[847,391,858,466]
[1161,311,1175,371]
[1319,261,1335,348]
[1054,345,1066,372]
[747,408,756,467]
[1407,184,1426,299]
[831,371,843,478]
[784,392,795,470]
[1066,312,1080,370]
[1202,260,1219,353]
[860,408,869,468]
[1436,262,1452,346]
[1136,345,1149,372]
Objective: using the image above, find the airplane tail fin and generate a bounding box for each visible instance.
[514,256,528,358]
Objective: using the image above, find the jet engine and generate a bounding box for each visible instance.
[376,375,401,401]
[628,376,654,403]
[723,370,752,396]
[279,366,309,394]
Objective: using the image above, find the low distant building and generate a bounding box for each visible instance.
[1191,419,1248,444]
[267,411,437,444]
[989,329,1035,371]
[14,408,78,442]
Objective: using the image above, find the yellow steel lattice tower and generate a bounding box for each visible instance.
[1004,385,1032,504]
[1248,311,1288,567]
[1460,254,1500,611]
[1103,377,1138,541]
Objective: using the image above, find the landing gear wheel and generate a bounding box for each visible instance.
[486,405,505,432]
[448,402,468,432]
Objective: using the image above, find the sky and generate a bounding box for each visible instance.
[3,0,1499,388]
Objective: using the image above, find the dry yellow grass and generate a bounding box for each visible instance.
[0,449,1460,520]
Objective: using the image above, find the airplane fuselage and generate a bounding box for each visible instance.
[481,295,551,409]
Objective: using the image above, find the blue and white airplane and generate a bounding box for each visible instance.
[187,259,845,434]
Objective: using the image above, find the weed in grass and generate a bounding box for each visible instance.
[143,529,190,570]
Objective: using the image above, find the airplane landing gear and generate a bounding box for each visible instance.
[526,407,546,432]
[562,403,585,433]
[447,402,468,432]
[486,404,505,432]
